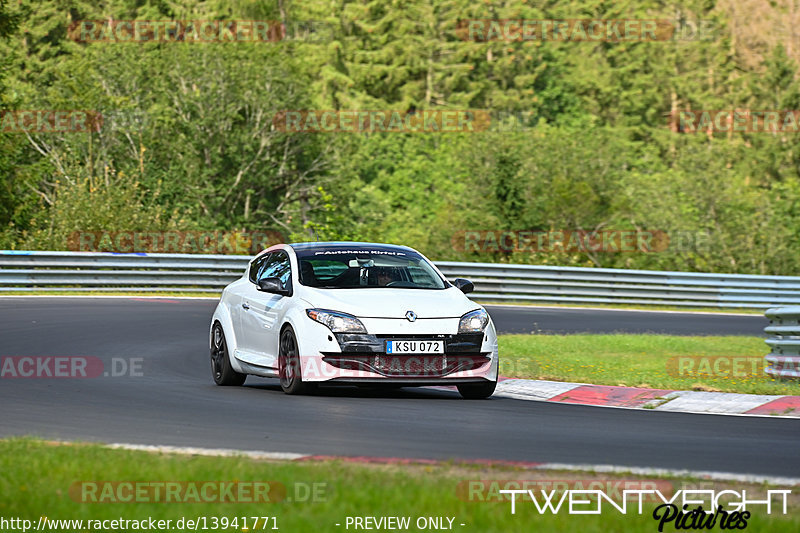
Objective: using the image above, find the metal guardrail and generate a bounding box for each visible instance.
[0,251,248,292]
[764,307,800,378]
[435,261,800,309]
[2,250,800,309]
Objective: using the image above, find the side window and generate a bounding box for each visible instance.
[248,253,270,284]
[260,251,292,291]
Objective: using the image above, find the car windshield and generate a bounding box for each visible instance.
[295,247,447,289]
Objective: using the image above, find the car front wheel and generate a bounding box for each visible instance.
[457,380,496,399]
[210,323,246,386]
[278,327,315,395]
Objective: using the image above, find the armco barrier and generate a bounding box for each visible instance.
[2,250,800,308]
[435,261,800,308]
[764,307,800,378]
[0,251,248,291]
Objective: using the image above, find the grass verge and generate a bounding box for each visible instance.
[1,439,797,532]
[0,294,786,395]
[498,334,800,396]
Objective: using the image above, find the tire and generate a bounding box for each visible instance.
[457,380,496,399]
[278,327,315,395]
[210,322,246,386]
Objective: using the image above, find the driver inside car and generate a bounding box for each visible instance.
[375,267,395,286]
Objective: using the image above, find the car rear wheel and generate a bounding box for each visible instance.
[457,380,496,399]
[278,327,315,395]
[211,323,246,386]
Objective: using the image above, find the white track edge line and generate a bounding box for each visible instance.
[107,442,309,460]
[530,463,800,486]
[99,442,799,486]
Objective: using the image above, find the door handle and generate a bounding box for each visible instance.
[242,302,250,310]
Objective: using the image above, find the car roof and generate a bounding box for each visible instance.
[288,241,417,254]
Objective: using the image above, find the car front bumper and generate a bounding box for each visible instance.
[297,320,499,383]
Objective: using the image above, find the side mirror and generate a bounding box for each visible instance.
[453,278,474,294]
[257,277,290,296]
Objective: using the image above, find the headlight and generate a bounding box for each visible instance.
[458,309,489,333]
[306,309,367,333]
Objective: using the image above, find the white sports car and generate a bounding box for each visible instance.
[209,242,498,399]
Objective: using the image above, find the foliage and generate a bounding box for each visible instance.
[0,0,799,274]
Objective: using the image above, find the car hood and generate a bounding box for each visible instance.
[298,286,479,319]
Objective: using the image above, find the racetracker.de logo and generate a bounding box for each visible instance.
[70,481,327,503]
[666,356,767,379]
[68,230,283,255]
[272,110,491,133]
[0,356,143,378]
[288,354,490,380]
[69,20,286,43]
[71,481,285,503]
[452,230,671,254]
[457,479,673,502]
[0,111,102,133]
[456,19,713,42]
[670,110,800,133]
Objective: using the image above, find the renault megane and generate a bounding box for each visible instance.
[209,242,498,398]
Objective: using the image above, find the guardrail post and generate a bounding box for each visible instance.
[764,306,800,378]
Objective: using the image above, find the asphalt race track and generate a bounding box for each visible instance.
[1,297,795,478]
[483,305,767,336]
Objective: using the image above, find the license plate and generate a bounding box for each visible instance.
[385,340,444,354]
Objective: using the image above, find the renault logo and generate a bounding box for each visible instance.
[405,310,417,322]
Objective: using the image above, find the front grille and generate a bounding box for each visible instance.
[330,332,484,354]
